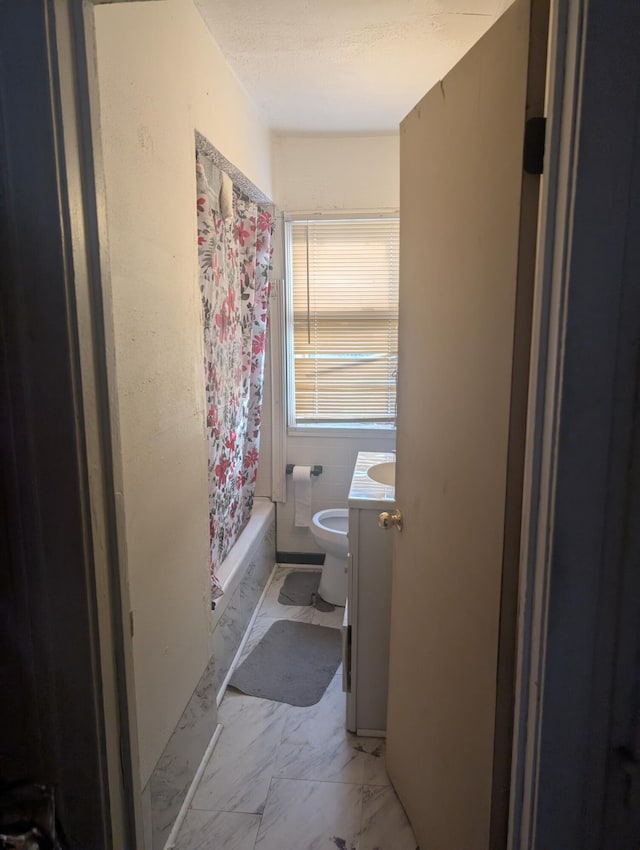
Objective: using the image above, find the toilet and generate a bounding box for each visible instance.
[310,508,349,606]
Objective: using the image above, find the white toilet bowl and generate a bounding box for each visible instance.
[310,508,348,606]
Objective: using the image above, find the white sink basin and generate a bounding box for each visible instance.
[366,461,395,487]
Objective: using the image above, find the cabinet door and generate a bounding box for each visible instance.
[354,510,393,734]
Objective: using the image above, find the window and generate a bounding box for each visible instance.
[286,215,399,428]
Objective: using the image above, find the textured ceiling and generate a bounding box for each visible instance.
[194,0,513,132]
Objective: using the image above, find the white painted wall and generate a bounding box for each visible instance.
[94,0,272,787]
[271,135,399,553]
[272,134,399,212]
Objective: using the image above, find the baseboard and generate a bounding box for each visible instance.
[162,723,223,850]
[276,551,325,565]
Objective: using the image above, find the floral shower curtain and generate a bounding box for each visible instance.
[196,152,273,599]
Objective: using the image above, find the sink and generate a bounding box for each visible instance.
[366,461,395,487]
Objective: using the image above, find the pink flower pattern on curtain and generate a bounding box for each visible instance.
[196,154,273,600]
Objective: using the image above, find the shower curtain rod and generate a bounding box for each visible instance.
[195,129,273,207]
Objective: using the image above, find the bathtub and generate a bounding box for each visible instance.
[209,497,276,695]
[211,497,275,625]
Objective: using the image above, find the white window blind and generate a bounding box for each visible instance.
[288,217,399,425]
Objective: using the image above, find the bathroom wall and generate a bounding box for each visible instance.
[272,134,400,213]
[271,134,399,554]
[94,0,272,789]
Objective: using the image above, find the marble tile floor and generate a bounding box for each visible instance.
[174,565,417,850]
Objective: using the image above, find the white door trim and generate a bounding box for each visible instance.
[52,1,143,845]
[508,1,587,845]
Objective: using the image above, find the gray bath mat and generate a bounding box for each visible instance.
[228,620,342,707]
[278,569,335,612]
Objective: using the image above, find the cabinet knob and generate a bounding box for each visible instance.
[378,509,403,532]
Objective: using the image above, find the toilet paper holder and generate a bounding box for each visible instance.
[286,464,323,476]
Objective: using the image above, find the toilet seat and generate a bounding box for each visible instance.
[311,509,348,555]
[313,508,347,533]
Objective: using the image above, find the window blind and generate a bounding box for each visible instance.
[289,217,399,424]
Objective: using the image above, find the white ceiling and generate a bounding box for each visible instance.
[194,0,512,133]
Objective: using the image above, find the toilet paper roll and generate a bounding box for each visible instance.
[292,465,312,527]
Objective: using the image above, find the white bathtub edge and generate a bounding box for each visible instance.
[210,498,274,629]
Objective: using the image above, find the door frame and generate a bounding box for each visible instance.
[509,0,640,847]
[507,2,585,842]
[53,3,144,845]
[1,1,142,846]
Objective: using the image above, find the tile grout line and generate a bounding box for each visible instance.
[358,780,367,846]
[251,775,277,850]
[187,805,264,814]
[270,775,367,788]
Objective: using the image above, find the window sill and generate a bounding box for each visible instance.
[288,424,396,439]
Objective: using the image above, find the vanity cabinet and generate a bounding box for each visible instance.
[343,451,396,736]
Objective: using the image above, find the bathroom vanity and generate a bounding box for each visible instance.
[343,451,396,736]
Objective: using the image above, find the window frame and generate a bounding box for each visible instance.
[284,211,399,436]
